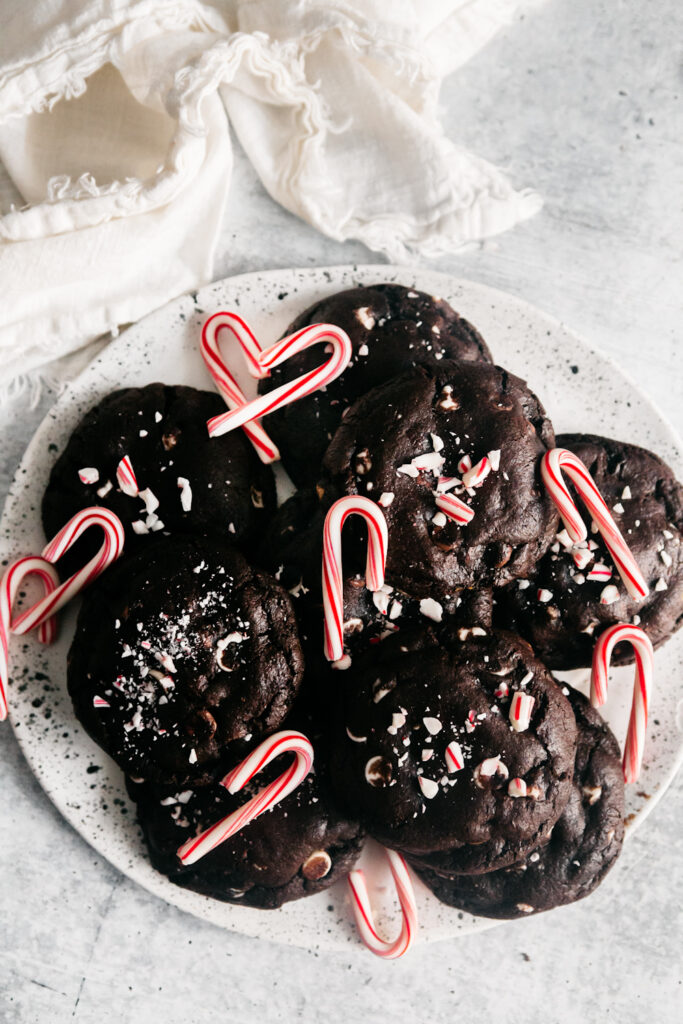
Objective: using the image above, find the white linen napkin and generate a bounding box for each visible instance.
[0,0,542,401]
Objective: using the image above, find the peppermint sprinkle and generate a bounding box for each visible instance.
[419,597,443,622]
[537,588,553,603]
[660,549,672,567]
[418,776,439,800]
[423,716,442,735]
[487,449,501,471]
[387,712,407,735]
[131,520,149,535]
[622,486,632,500]
[518,579,530,590]
[573,548,593,570]
[654,578,668,592]
[445,741,464,773]
[177,477,193,512]
[587,563,612,582]
[378,492,395,507]
[430,433,444,453]
[97,480,113,498]
[139,487,159,515]
[358,343,369,357]
[372,584,393,616]
[432,511,447,528]
[93,695,110,708]
[600,585,620,605]
[457,454,472,475]
[509,692,535,732]
[78,467,99,485]
[494,681,510,699]
[155,411,163,423]
[397,463,420,478]
[188,749,198,764]
[613,502,625,514]
[411,451,445,474]
[508,777,527,798]
[116,455,139,497]
[421,749,434,762]
[462,456,491,489]
[556,529,573,549]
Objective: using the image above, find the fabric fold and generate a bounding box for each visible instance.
[0,0,543,399]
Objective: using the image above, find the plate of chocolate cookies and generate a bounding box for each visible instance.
[1,265,682,953]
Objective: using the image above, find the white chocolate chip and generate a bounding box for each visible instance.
[423,716,442,735]
[418,776,439,800]
[177,477,193,512]
[355,307,376,330]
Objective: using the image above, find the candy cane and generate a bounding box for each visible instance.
[200,312,281,463]
[11,508,125,636]
[590,623,654,783]
[322,497,388,662]
[177,730,314,865]
[347,848,418,959]
[206,321,352,440]
[0,557,60,721]
[541,449,648,600]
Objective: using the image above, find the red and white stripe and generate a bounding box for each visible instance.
[445,740,464,772]
[541,449,648,600]
[176,730,314,866]
[509,691,535,732]
[434,492,474,525]
[0,556,60,721]
[462,455,491,489]
[322,497,388,662]
[205,317,352,446]
[347,848,418,959]
[11,508,125,637]
[200,312,280,463]
[590,623,654,783]
[116,456,139,497]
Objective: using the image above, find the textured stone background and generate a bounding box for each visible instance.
[1,1,682,1021]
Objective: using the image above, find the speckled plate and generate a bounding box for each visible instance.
[2,266,682,952]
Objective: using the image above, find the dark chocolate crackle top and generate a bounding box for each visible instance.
[415,688,625,918]
[257,284,493,486]
[496,433,683,669]
[128,726,364,909]
[328,631,577,855]
[67,537,304,786]
[42,383,276,575]
[321,361,558,598]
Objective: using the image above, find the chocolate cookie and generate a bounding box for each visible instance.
[67,536,304,786]
[129,724,364,909]
[42,384,276,575]
[415,688,625,917]
[496,434,683,668]
[322,361,558,599]
[257,284,492,485]
[328,631,577,855]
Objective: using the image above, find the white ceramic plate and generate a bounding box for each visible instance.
[2,266,682,953]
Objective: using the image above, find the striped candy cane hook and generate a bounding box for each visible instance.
[590,623,654,784]
[540,448,649,600]
[205,319,352,441]
[0,557,60,721]
[11,507,125,636]
[322,496,388,663]
[177,730,314,866]
[348,849,418,959]
[200,312,281,463]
